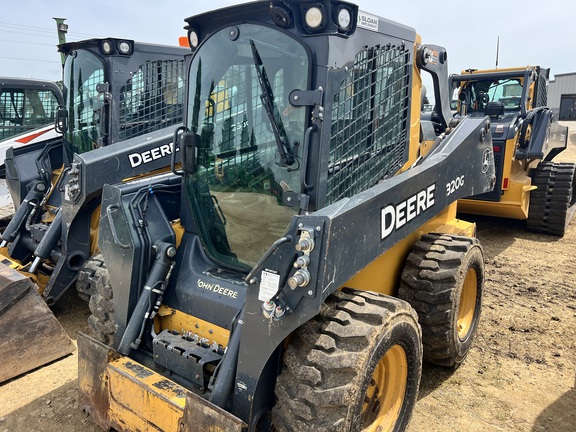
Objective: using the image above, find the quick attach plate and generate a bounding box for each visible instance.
[152,329,223,389]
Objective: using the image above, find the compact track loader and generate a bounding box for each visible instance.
[0,38,187,383]
[452,67,575,236]
[78,1,495,430]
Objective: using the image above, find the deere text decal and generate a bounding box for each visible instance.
[381,184,436,239]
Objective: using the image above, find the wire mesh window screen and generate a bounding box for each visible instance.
[327,44,410,205]
[119,59,185,140]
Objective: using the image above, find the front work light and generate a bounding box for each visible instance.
[101,40,113,55]
[337,8,351,30]
[118,41,131,55]
[188,31,199,48]
[305,7,323,28]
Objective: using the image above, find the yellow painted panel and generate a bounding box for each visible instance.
[345,203,475,296]
[108,358,185,432]
[156,305,230,348]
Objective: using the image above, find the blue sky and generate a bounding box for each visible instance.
[1,0,573,82]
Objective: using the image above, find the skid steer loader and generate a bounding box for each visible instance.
[77,1,496,430]
[0,77,63,174]
[0,38,187,383]
[452,66,575,236]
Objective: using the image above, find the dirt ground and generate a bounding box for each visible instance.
[0,123,575,432]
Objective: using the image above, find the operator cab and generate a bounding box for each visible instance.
[458,78,523,127]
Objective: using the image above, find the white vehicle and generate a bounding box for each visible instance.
[0,125,60,177]
[0,77,63,176]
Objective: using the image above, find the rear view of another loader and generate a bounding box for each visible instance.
[77,1,496,430]
[0,38,187,383]
[453,66,575,235]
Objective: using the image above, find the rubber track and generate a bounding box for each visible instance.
[272,288,421,432]
[527,162,576,236]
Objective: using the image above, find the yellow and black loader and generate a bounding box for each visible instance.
[77,1,496,430]
[452,66,575,235]
[0,38,187,383]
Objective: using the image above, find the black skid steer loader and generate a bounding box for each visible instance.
[78,1,495,430]
[0,38,187,383]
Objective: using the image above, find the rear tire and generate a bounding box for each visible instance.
[87,261,115,346]
[527,161,576,237]
[398,233,483,368]
[272,288,422,432]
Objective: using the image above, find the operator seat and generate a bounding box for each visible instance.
[485,101,505,118]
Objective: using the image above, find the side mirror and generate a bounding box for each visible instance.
[182,131,200,174]
[55,106,68,134]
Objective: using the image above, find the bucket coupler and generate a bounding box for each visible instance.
[0,265,74,383]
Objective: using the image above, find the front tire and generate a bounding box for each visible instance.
[86,260,115,346]
[398,233,484,368]
[76,254,106,302]
[272,288,422,432]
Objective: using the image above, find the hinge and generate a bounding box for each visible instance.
[289,88,324,121]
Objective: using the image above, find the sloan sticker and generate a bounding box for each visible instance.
[357,11,379,32]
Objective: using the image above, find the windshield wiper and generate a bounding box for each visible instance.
[249,39,295,167]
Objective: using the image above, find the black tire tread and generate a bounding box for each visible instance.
[87,260,115,346]
[527,161,576,236]
[398,233,483,367]
[272,288,421,432]
[76,254,106,302]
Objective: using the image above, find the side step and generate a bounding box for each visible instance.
[78,332,246,432]
[0,265,74,383]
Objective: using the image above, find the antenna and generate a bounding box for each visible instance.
[495,36,500,69]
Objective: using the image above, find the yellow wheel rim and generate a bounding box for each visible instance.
[361,344,408,432]
[457,268,478,341]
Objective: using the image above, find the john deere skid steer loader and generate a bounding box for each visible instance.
[452,67,575,236]
[0,38,187,383]
[77,1,495,430]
